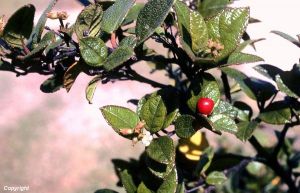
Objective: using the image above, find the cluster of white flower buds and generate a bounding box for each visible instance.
[119,121,153,147]
[206,39,225,57]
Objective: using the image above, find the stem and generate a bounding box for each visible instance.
[249,136,298,192]
[221,72,232,103]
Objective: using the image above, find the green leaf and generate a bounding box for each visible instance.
[137,182,153,193]
[86,75,101,104]
[259,101,291,125]
[95,189,118,193]
[235,38,265,53]
[40,75,63,93]
[44,38,63,55]
[276,72,300,98]
[136,0,175,44]
[75,3,103,39]
[254,64,283,81]
[163,109,180,128]
[146,156,174,179]
[198,0,231,18]
[271,30,300,47]
[100,105,140,136]
[190,11,208,54]
[209,114,238,134]
[221,67,255,99]
[120,170,137,193]
[123,3,144,25]
[206,171,227,186]
[175,115,197,139]
[140,95,167,133]
[187,73,220,112]
[157,168,177,193]
[236,120,258,142]
[227,52,263,65]
[206,8,250,61]
[244,77,276,102]
[213,100,249,121]
[24,31,56,59]
[3,4,35,47]
[103,46,134,71]
[79,37,108,67]
[195,147,214,174]
[103,36,136,71]
[174,1,208,57]
[175,182,185,193]
[28,0,57,47]
[276,75,298,98]
[174,1,194,58]
[146,136,175,165]
[101,0,135,33]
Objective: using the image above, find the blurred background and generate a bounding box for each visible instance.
[0,0,299,193]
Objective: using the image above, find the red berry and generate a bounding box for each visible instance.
[197,98,214,115]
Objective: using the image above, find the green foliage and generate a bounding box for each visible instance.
[75,3,103,39]
[136,0,175,44]
[1,1,300,193]
[3,4,35,47]
[79,37,108,67]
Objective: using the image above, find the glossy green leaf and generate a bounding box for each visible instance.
[209,114,238,134]
[123,3,144,25]
[44,38,63,55]
[100,105,140,136]
[103,46,134,71]
[75,3,103,39]
[259,101,291,125]
[146,136,175,165]
[190,11,208,54]
[140,95,167,133]
[103,36,136,71]
[175,182,185,193]
[28,0,57,47]
[146,156,174,179]
[227,52,263,65]
[24,31,56,59]
[206,8,250,61]
[175,115,197,139]
[187,73,220,112]
[254,64,283,81]
[276,73,300,98]
[101,0,135,33]
[86,75,101,104]
[174,1,208,57]
[244,77,276,102]
[213,100,249,121]
[163,109,180,128]
[120,170,137,193]
[206,171,227,185]
[271,30,300,47]
[137,182,153,193]
[236,120,258,142]
[174,1,194,58]
[79,37,108,67]
[221,67,255,99]
[3,4,35,47]
[157,168,177,193]
[136,0,175,44]
[198,0,231,18]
